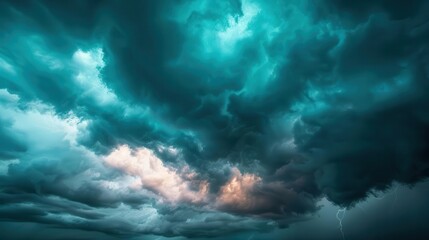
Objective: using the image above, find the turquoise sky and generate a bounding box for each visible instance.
[1,0,429,239]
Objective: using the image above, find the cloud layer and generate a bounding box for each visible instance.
[1,0,429,239]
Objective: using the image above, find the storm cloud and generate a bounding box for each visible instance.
[0,0,429,239]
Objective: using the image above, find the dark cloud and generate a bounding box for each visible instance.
[314,0,427,22]
[299,93,429,205]
[0,0,429,239]
[0,122,27,160]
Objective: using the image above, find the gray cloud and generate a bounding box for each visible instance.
[0,0,429,239]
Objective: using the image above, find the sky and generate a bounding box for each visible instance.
[0,0,429,239]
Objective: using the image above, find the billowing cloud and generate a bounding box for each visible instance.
[216,168,261,210]
[104,145,208,204]
[1,0,429,239]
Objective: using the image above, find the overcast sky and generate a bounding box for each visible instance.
[1,0,429,239]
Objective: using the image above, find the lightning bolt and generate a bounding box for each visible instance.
[336,208,346,240]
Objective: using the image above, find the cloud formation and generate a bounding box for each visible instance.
[0,0,429,239]
[104,145,209,203]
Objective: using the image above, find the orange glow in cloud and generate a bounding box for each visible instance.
[217,167,261,210]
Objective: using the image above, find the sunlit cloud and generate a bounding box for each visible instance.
[217,167,261,210]
[104,145,209,204]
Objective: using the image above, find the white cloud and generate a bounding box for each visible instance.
[5,102,86,150]
[218,0,260,52]
[72,48,118,106]
[0,89,20,104]
[104,145,209,204]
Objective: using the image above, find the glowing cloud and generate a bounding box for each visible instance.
[218,0,260,51]
[104,145,208,203]
[217,167,262,210]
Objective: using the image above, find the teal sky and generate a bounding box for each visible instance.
[1,0,429,239]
